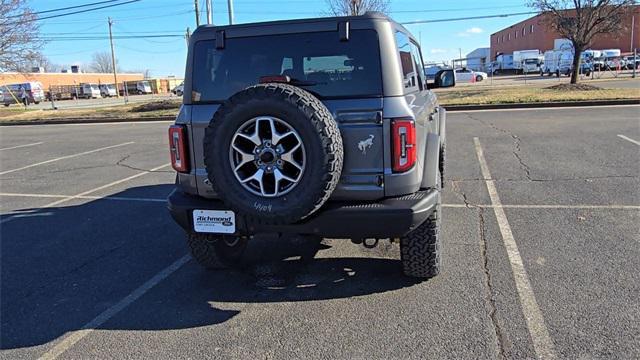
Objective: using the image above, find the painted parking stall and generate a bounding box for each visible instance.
[0,106,638,359]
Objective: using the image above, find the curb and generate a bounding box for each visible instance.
[444,99,640,111]
[1,99,639,125]
[0,116,175,126]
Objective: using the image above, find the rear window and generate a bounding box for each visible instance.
[191,30,382,101]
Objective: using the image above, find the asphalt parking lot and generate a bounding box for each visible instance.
[1,105,639,359]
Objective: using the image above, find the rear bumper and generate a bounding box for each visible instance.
[167,189,439,238]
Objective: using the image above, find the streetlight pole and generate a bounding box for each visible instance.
[206,0,212,25]
[108,17,119,98]
[227,0,234,25]
[194,0,200,26]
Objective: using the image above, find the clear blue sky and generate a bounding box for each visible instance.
[34,0,535,77]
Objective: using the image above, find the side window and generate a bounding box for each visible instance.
[281,57,293,74]
[409,41,425,91]
[395,31,418,92]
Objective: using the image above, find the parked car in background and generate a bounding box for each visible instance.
[79,83,101,99]
[99,84,117,97]
[454,68,486,82]
[120,80,152,95]
[605,56,626,70]
[592,56,606,70]
[624,55,639,69]
[423,65,450,81]
[2,82,45,106]
[172,82,184,96]
[579,61,593,76]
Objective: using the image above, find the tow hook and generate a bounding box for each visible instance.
[362,238,378,249]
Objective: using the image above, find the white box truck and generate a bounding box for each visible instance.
[541,50,573,76]
[492,53,514,74]
[513,50,543,74]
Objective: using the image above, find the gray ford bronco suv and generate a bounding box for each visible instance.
[167,12,455,278]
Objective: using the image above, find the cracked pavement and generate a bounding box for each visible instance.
[1,106,639,359]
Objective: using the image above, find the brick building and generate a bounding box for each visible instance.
[490,5,640,60]
[0,72,143,90]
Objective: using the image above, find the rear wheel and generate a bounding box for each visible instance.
[400,170,442,279]
[187,233,248,269]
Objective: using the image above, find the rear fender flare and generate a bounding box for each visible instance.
[421,132,440,189]
[438,106,446,146]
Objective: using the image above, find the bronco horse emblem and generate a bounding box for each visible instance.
[358,135,375,155]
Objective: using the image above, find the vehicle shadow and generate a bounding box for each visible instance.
[0,185,417,350]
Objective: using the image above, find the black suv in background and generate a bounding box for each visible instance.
[168,12,455,278]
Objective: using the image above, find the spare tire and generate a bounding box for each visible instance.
[203,83,343,224]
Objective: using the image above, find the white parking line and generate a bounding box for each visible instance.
[442,204,640,210]
[1,120,174,128]
[0,142,134,175]
[474,137,557,359]
[38,254,191,360]
[0,192,167,203]
[617,134,640,146]
[0,163,170,225]
[0,142,43,151]
[457,104,640,113]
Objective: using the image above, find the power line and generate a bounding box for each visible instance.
[401,11,538,25]
[37,35,185,41]
[43,31,185,35]
[8,0,125,18]
[7,0,141,25]
[392,5,526,13]
[40,9,193,25]
[115,44,185,54]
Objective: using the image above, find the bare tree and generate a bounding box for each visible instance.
[12,53,59,72]
[89,51,120,73]
[128,69,152,79]
[529,0,636,84]
[0,0,43,72]
[325,0,390,16]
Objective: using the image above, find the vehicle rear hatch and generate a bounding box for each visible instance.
[188,28,385,200]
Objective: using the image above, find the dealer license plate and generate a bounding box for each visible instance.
[193,210,236,234]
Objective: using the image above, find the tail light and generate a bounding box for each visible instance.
[169,125,189,172]
[392,118,416,173]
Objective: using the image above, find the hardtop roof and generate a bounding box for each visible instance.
[191,12,411,37]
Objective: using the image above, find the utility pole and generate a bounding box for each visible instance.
[194,0,200,26]
[631,15,635,53]
[206,0,212,25]
[108,17,119,98]
[185,27,191,46]
[227,0,234,25]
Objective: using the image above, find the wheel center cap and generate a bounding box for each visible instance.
[259,149,276,164]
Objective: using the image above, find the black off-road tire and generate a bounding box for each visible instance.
[400,171,442,279]
[204,83,343,224]
[187,233,248,269]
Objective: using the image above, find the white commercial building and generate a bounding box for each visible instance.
[465,47,490,71]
